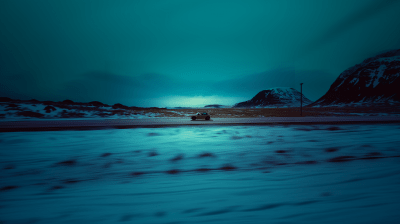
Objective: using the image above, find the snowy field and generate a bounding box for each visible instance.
[1,124,400,224]
[3,101,400,122]
[0,103,164,121]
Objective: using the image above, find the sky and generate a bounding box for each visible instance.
[1,0,400,107]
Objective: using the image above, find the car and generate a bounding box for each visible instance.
[191,112,211,120]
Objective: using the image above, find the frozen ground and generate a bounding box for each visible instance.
[3,101,400,122]
[0,103,164,121]
[1,124,400,224]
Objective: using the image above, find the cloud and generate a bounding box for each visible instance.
[57,67,298,106]
[209,67,296,97]
[1,67,332,107]
[305,0,399,52]
[0,71,44,100]
[148,95,248,108]
[62,72,161,103]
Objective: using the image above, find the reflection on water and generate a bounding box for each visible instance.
[1,124,400,223]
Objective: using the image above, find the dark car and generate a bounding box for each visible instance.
[191,112,211,120]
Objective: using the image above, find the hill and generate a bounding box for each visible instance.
[233,87,313,108]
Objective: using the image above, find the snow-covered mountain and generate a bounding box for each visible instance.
[309,49,400,107]
[233,87,313,108]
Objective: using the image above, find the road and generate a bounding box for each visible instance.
[1,116,400,132]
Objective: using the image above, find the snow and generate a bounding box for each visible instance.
[0,103,163,121]
[1,124,400,223]
[334,78,346,90]
[351,113,400,116]
[168,111,191,116]
[372,64,387,88]
[264,87,294,91]
[376,56,400,62]
[270,88,299,103]
[349,77,359,85]
[236,87,312,108]
[366,64,387,88]
[375,95,384,101]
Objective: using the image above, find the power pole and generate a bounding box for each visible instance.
[300,83,303,116]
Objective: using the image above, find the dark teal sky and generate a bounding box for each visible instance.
[1,0,400,107]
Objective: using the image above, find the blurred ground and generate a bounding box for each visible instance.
[1,124,400,223]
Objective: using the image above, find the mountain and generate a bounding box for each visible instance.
[309,49,400,107]
[204,104,231,108]
[233,87,313,108]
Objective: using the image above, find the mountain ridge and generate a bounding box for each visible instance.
[234,87,313,108]
[309,49,400,107]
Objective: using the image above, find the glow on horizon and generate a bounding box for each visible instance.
[144,95,248,108]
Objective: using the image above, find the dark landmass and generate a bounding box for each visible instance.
[234,87,313,108]
[310,49,400,106]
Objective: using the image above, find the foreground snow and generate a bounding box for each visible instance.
[1,124,400,223]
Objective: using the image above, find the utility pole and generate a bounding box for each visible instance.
[300,83,303,116]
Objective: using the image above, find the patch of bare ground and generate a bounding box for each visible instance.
[1,186,18,191]
[166,169,180,174]
[198,152,215,158]
[48,185,64,191]
[55,159,77,166]
[219,164,237,171]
